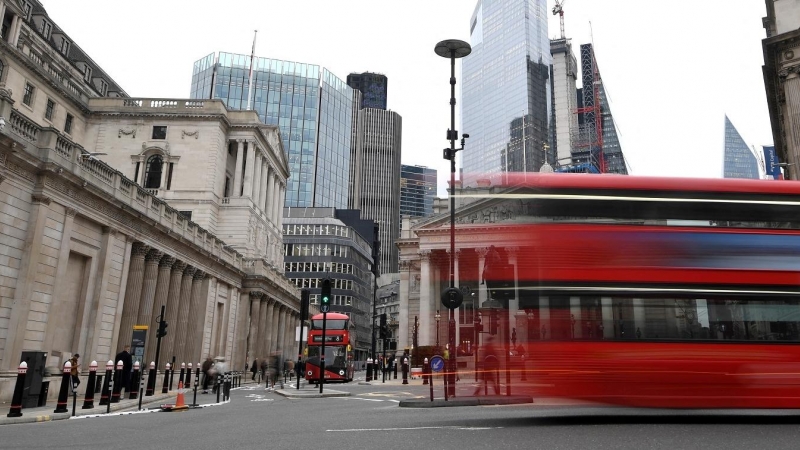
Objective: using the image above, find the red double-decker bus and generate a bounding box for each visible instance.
[468,173,800,408]
[305,312,354,383]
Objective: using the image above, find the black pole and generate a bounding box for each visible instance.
[145,362,156,396]
[185,363,192,389]
[71,384,77,417]
[191,367,199,407]
[298,289,308,391]
[162,364,170,394]
[7,361,27,417]
[154,305,165,379]
[169,356,176,391]
[53,362,71,413]
[99,361,112,408]
[138,369,145,411]
[82,361,97,409]
[129,362,140,400]
[369,277,377,383]
[110,361,123,403]
[382,337,387,383]
[319,311,327,394]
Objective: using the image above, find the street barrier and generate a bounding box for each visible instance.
[110,360,123,403]
[99,360,113,406]
[145,361,156,396]
[129,361,140,400]
[6,362,27,418]
[82,361,97,409]
[53,361,71,413]
[162,363,171,394]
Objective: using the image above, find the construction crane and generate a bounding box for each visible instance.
[553,0,566,39]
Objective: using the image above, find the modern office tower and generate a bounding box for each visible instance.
[550,39,579,167]
[191,52,355,208]
[358,109,402,274]
[400,165,437,219]
[347,72,388,110]
[763,0,799,179]
[571,44,628,174]
[724,116,760,179]
[283,208,376,359]
[462,0,552,185]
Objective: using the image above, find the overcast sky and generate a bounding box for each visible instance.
[42,0,773,195]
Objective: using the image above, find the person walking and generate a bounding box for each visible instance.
[68,354,81,391]
[212,357,227,394]
[114,345,133,393]
[201,357,213,394]
[250,358,258,381]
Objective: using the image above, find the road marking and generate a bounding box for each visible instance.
[327,426,503,432]
[362,392,415,397]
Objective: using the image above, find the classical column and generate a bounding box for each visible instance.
[173,265,196,364]
[162,260,186,364]
[270,304,282,355]
[233,140,245,196]
[272,180,281,225]
[398,260,411,352]
[276,307,287,358]
[260,164,270,212]
[242,141,256,198]
[145,254,175,364]
[266,171,276,223]
[186,270,207,363]
[286,311,297,358]
[782,71,800,173]
[136,249,163,338]
[263,298,276,357]
[252,151,263,206]
[117,242,150,352]
[232,289,249,370]
[246,292,262,362]
[258,297,274,359]
[419,250,431,346]
[278,184,286,228]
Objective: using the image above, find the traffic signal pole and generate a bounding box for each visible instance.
[154,305,166,377]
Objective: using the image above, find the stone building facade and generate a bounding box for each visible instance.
[763,0,800,179]
[0,0,301,403]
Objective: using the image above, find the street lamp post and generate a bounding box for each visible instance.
[435,311,441,352]
[436,38,471,399]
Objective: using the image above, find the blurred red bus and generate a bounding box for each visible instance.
[305,313,354,383]
[470,173,800,408]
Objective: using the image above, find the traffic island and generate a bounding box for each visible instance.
[399,395,533,408]
[273,386,350,399]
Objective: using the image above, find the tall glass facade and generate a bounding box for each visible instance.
[462,0,552,186]
[723,116,759,179]
[190,52,354,208]
[400,165,437,219]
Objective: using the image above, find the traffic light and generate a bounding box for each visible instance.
[379,313,388,339]
[320,278,332,312]
[300,289,310,321]
[489,311,499,336]
[156,319,168,338]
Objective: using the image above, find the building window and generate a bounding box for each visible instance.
[144,154,164,189]
[0,60,4,80]
[178,211,192,221]
[22,2,31,20]
[22,82,34,106]
[64,113,73,134]
[98,79,108,96]
[44,99,55,121]
[40,20,51,39]
[152,126,167,140]
[83,66,92,83]
[60,37,70,55]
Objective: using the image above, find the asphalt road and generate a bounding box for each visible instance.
[6,375,800,450]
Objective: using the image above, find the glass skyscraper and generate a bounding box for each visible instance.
[462,0,552,185]
[190,52,355,208]
[400,165,437,219]
[723,115,759,179]
[346,72,388,110]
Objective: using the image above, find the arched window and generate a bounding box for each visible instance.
[144,154,163,188]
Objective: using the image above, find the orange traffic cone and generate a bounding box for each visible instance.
[175,381,186,408]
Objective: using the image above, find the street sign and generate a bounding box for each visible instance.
[430,355,445,373]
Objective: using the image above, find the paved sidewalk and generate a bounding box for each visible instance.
[0,379,255,426]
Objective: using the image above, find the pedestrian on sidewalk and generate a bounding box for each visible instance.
[212,357,227,394]
[115,345,133,393]
[68,354,81,391]
[250,358,258,381]
[201,356,213,394]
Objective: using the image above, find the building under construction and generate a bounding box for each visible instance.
[552,42,629,175]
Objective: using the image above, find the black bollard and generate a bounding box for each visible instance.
[423,358,429,385]
[162,363,170,394]
[138,369,145,411]
[145,361,156,396]
[7,361,27,417]
[54,361,72,413]
[82,361,98,409]
[185,363,193,389]
[110,360,123,403]
[394,361,398,379]
[216,374,221,403]
[179,362,186,387]
[99,360,113,407]
[190,366,200,407]
[129,362,140,400]
[402,357,409,385]
[366,358,373,382]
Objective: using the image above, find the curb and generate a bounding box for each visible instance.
[399,395,533,408]
[274,388,351,399]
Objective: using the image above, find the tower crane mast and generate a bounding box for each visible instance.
[553,0,566,39]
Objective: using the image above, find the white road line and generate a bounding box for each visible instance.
[327,426,502,432]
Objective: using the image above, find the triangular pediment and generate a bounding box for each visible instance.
[412,186,533,231]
